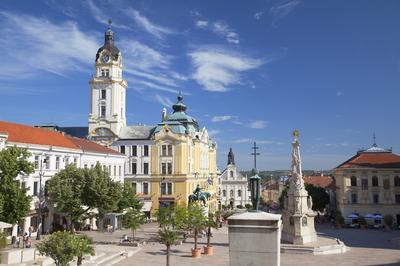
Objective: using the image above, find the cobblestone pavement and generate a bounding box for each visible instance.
[83,223,400,266]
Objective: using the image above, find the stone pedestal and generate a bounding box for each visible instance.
[281,188,317,244]
[228,211,282,266]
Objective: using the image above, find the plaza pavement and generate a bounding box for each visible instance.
[82,222,400,266]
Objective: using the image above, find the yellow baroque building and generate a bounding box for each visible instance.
[149,95,218,215]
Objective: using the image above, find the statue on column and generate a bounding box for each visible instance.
[291,130,305,190]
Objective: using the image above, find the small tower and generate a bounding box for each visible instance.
[88,20,128,143]
[227,147,235,165]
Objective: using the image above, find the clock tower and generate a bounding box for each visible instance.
[88,21,127,143]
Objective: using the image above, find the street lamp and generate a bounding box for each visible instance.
[36,157,47,240]
[249,169,261,212]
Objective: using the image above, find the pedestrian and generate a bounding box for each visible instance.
[22,233,28,248]
[28,226,32,237]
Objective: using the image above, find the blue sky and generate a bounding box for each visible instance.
[0,0,399,171]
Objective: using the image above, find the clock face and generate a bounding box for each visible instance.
[101,55,110,63]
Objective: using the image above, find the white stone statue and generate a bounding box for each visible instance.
[291,130,305,190]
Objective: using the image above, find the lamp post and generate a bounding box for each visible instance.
[36,157,47,240]
[249,142,261,212]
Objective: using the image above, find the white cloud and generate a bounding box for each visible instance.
[0,11,99,79]
[126,8,173,39]
[336,91,343,97]
[155,94,174,107]
[212,21,239,44]
[254,11,265,20]
[233,138,252,143]
[208,129,220,137]
[196,20,209,28]
[232,138,283,145]
[188,47,263,92]
[86,0,129,29]
[269,0,301,24]
[249,120,268,129]
[211,115,234,122]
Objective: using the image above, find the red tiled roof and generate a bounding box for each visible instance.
[66,136,122,156]
[0,121,78,149]
[304,175,335,189]
[336,152,400,169]
[0,121,123,156]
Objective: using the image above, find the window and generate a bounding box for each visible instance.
[101,89,106,99]
[132,163,137,174]
[351,193,358,204]
[132,183,137,194]
[350,176,357,186]
[120,145,125,154]
[143,183,149,195]
[372,176,378,187]
[230,190,234,197]
[395,176,400,187]
[84,164,88,169]
[101,69,109,77]
[230,171,234,178]
[383,179,390,190]
[143,145,149,157]
[45,156,50,169]
[222,190,226,197]
[161,163,172,175]
[55,156,60,170]
[132,145,137,156]
[238,190,242,197]
[161,145,172,156]
[395,194,400,204]
[21,181,26,190]
[119,166,121,176]
[143,163,149,175]
[361,179,368,190]
[167,163,172,175]
[113,166,116,176]
[100,103,106,117]
[161,182,173,195]
[34,155,39,169]
[108,165,111,173]
[373,194,379,204]
[33,181,38,196]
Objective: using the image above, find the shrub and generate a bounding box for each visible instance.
[244,204,252,209]
[236,205,243,209]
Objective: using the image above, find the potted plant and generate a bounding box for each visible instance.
[203,213,218,255]
[158,227,180,266]
[185,203,208,258]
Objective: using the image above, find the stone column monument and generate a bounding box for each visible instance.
[281,130,317,244]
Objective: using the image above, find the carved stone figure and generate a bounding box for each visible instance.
[188,184,211,206]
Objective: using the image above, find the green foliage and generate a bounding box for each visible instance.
[184,203,208,250]
[278,186,288,210]
[0,231,7,250]
[124,208,146,240]
[384,215,393,227]
[244,203,252,209]
[236,205,243,209]
[117,181,142,211]
[158,227,180,266]
[220,211,234,220]
[73,235,95,266]
[0,146,33,224]
[205,213,218,247]
[47,163,124,231]
[305,184,330,212]
[36,232,77,266]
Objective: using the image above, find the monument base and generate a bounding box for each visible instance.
[281,211,317,245]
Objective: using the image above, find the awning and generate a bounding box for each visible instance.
[141,201,152,212]
[0,221,12,229]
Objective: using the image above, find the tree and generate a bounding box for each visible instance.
[124,207,146,241]
[36,232,76,266]
[117,181,142,211]
[158,227,179,266]
[0,146,33,224]
[305,184,330,212]
[205,213,218,248]
[73,235,95,266]
[278,186,288,210]
[47,164,124,232]
[184,203,208,251]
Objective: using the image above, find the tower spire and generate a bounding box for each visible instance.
[104,19,114,46]
[373,132,377,147]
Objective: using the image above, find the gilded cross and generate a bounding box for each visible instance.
[251,142,260,170]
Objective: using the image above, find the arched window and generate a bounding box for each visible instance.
[237,190,242,197]
[394,176,400,187]
[230,171,234,178]
[350,176,357,186]
[222,190,226,197]
[230,190,234,197]
[372,176,379,187]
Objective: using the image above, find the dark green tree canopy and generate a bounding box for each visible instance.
[0,146,33,224]
[305,183,330,212]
